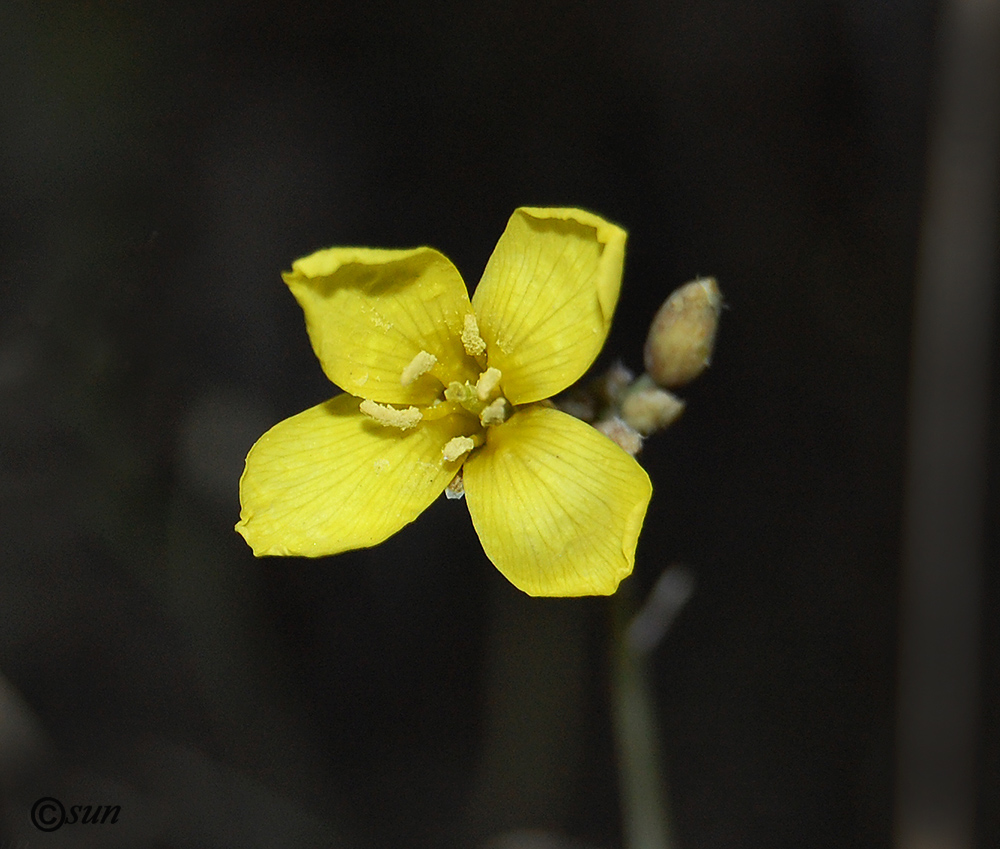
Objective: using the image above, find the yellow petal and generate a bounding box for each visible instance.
[463,405,651,596]
[472,208,627,404]
[236,393,469,557]
[284,247,479,405]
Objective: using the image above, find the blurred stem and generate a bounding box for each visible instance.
[610,583,675,849]
[896,0,999,847]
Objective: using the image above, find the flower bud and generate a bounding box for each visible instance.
[595,415,644,456]
[620,376,686,435]
[594,360,635,406]
[644,277,722,388]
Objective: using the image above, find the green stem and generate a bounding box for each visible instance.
[610,584,675,849]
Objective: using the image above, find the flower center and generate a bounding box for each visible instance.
[444,368,511,424]
[438,366,512,461]
[358,345,513,465]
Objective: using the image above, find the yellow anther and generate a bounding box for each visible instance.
[479,397,511,426]
[442,435,477,462]
[476,367,502,401]
[400,350,438,386]
[462,313,487,357]
[359,399,422,430]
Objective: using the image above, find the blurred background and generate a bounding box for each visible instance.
[1,0,997,847]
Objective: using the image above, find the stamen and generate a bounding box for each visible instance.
[442,435,477,462]
[480,397,512,426]
[462,313,487,357]
[444,469,465,500]
[401,350,438,386]
[360,399,422,430]
[476,367,502,401]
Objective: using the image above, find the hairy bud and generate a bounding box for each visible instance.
[644,277,722,388]
[621,376,686,435]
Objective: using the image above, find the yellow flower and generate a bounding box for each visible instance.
[236,207,652,596]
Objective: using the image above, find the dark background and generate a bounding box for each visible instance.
[0,1,995,847]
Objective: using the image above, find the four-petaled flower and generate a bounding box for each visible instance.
[236,207,652,596]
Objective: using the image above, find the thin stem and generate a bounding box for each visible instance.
[610,582,676,849]
[896,0,1000,846]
